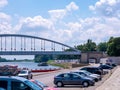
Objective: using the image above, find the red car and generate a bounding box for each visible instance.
[30,79,58,90]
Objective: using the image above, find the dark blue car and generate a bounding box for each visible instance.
[54,72,95,87]
[99,64,113,69]
[80,67,103,75]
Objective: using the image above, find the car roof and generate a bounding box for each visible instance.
[82,67,99,69]
[0,76,28,82]
[61,72,82,76]
[20,69,29,71]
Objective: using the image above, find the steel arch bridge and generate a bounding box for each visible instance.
[0,34,81,55]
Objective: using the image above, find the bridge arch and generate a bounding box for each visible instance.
[0,34,81,55]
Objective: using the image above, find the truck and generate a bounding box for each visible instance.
[0,65,20,76]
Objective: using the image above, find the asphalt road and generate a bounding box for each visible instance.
[33,64,116,90]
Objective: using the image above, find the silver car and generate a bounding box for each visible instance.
[18,70,33,79]
[71,70,101,82]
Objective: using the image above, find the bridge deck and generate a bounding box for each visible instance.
[0,51,81,55]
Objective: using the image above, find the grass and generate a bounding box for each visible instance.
[47,60,89,69]
[47,60,72,69]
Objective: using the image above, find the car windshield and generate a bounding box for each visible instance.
[20,71,27,74]
[75,72,86,77]
[83,71,92,75]
[25,80,42,90]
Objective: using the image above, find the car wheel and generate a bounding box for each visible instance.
[95,78,98,82]
[56,81,63,87]
[31,75,33,79]
[82,81,89,87]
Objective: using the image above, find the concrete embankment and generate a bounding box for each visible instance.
[96,66,120,90]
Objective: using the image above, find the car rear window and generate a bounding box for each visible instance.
[0,81,8,90]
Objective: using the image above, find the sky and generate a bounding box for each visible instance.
[0,0,120,59]
[1,0,120,46]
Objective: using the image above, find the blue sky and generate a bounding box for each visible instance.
[3,0,96,17]
[0,0,120,47]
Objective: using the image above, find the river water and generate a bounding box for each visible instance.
[0,62,60,70]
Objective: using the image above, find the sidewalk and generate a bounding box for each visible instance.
[96,66,120,90]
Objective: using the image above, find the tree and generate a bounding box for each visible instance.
[76,44,85,51]
[76,39,97,52]
[0,57,7,62]
[107,37,120,56]
[97,42,107,52]
[34,54,53,63]
[85,39,96,51]
[34,55,42,62]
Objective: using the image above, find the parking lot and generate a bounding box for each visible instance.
[33,64,117,90]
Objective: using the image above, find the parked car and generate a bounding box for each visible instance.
[30,79,58,90]
[0,76,42,90]
[80,67,103,75]
[111,63,117,67]
[71,70,101,82]
[99,64,113,70]
[0,87,5,90]
[54,72,95,87]
[106,63,117,67]
[18,69,33,79]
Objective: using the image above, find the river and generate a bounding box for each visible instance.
[0,62,60,70]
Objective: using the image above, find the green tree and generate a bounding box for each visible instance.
[34,54,53,63]
[97,42,107,52]
[76,39,96,52]
[107,37,120,56]
[0,57,7,62]
[34,55,42,62]
[85,39,96,51]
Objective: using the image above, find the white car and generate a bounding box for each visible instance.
[18,70,33,79]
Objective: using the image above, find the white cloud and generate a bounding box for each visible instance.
[15,16,54,32]
[89,0,120,18]
[66,2,79,11]
[0,22,12,34]
[0,0,8,9]
[80,17,120,43]
[0,12,13,34]
[48,2,79,22]
[66,22,81,30]
[0,12,11,21]
[48,9,66,21]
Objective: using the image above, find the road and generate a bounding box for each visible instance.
[33,64,116,90]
